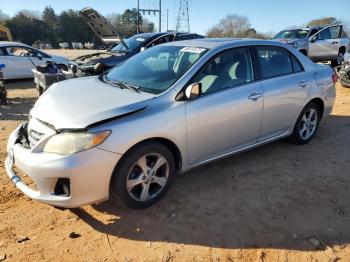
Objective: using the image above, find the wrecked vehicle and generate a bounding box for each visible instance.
[5,39,336,209]
[72,7,204,76]
[273,25,349,66]
[338,52,350,87]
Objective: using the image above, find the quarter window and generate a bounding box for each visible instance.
[256,46,294,79]
[291,54,303,73]
[192,48,254,94]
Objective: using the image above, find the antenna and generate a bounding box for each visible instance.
[176,0,190,32]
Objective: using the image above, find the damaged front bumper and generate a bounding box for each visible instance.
[5,122,121,208]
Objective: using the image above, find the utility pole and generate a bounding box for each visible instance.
[137,0,140,34]
[137,0,162,32]
[166,9,169,31]
[159,0,162,32]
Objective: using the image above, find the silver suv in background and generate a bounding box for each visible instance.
[273,25,349,66]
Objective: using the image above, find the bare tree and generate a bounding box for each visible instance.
[206,14,251,38]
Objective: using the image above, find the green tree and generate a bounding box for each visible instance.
[59,9,97,47]
[42,6,59,47]
[5,11,48,45]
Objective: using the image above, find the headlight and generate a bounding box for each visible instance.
[43,131,111,155]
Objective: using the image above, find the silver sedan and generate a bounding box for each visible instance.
[5,39,336,208]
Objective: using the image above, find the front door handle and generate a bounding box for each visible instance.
[298,80,308,88]
[248,93,262,101]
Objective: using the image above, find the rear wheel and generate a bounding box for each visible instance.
[331,51,345,68]
[110,142,176,209]
[289,102,321,144]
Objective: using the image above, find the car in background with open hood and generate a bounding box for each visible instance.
[71,7,204,76]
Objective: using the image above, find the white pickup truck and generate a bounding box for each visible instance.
[273,24,349,66]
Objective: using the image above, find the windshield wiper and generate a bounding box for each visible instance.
[105,77,141,93]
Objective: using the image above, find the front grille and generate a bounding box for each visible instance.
[28,129,45,148]
[26,118,57,148]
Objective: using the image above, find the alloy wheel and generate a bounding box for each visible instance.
[126,153,169,202]
[299,108,318,140]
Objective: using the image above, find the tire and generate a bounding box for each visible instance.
[331,52,345,68]
[289,102,321,145]
[110,142,176,209]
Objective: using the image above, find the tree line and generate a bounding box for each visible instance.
[1,7,349,48]
[0,7,155,48]
[206,14,350,38]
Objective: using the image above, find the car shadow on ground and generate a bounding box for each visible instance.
[0,79,37,121]
[72,114,350,251]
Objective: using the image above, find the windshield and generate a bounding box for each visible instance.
[105,45,208,94]
[274,29,309,39]
[111,35,147,52]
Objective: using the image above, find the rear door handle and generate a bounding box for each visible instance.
[248,93,262,101]
[298,80,308,88]
[331,41,339,44]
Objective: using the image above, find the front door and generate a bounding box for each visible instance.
[309,25,342,60]
[185,47,263,164]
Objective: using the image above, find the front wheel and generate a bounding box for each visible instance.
[110,142,176,209]
[289,103,321,144]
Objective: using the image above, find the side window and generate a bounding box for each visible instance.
[148,35,175,47]
[291,54,303,73]
[329,26,341,39]
[192,48,254,94]
[256,46,293,79]
[0,48,5,56]
[6,47,30,57]
[319,28,331,40]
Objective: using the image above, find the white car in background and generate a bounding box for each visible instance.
[0,41,69,79]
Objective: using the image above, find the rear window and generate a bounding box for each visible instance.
[256,46,294,79]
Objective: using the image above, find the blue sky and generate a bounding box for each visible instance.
[0,0,349,34]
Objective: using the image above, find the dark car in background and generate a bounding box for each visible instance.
[72,7,204,75]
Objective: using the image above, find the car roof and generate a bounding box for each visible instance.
[0,41,29,47]
[163,38,289,49]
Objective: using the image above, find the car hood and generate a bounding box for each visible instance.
[79,7,122,45]
[73,51,128,66]
[30,76,154,130]
[50,54,70,64]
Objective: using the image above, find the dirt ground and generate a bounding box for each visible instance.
[1,55,350,261]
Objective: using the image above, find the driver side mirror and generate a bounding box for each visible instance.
[185,82,202,100]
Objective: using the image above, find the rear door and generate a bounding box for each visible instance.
[255,46,310,141]
[79,7,122,45]
[185,47,263,164]
[309,25,342,60]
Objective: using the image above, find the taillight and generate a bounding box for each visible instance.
[332,72,338,84]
